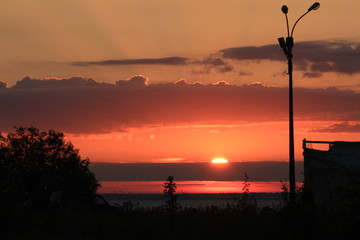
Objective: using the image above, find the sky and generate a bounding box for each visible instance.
[1,1,359,193]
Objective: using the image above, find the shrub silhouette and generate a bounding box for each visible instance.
[0,126,99,208]
[232,172,257,212]
[163,175,180,212]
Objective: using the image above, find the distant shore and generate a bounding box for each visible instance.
[101,192,283,201]
[101,192,283,208]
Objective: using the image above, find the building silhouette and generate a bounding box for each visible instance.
[303,139,360,205]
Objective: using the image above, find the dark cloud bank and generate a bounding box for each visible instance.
[0,76,359,134]
[90,162,304,182]
[221,40,360,77]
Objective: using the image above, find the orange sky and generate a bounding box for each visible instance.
[1,1,359,193]
[1,1,360,89]
[69,121,360,163]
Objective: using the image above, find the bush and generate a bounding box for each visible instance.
[0,126,99,208]
[163,175,180,212]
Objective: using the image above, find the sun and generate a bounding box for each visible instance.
[211,157,229,164]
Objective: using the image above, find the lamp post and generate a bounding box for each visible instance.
[278,2,320,203]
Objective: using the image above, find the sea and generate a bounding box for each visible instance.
[101,193,284,209]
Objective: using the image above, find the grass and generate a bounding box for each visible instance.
[1,197,360,240]
[2,178,359,239]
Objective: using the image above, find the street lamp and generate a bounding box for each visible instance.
[278,2,320,203]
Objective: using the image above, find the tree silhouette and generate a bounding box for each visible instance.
[0,126,99,208]
[163,175,179,212]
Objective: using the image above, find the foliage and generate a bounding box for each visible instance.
[280,180,305,207]
[3,196,359,240]
[163,175,180,212]
[2,186,360,240]
[233,173,257,212]
[115,200,140,213]
[0,126,99,208]
[280,179,290,205]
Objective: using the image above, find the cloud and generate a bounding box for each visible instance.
[90,162,304,181]
[174,79,189,86]
[239,70,253,76]
[302,72,322,78]
[174,79,203,86]
[312,122,360,133]
[220,41,360,75]
[211,81,231,86]
[272,71,287,78]
[0,76,359,134]
[74,54,235,75]
[116,75,149,87]
[12,76,110,89]
[72,57,188,66]
[221,45,281,61]
[0,81,8,89]
[191,57,234,74]
[70,41,360,76]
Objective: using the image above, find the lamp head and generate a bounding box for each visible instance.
[308,2,320,11]
[278,37,288,55]
[281,5,288,14]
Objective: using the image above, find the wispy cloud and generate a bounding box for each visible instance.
[71,55,234,74]
[72,56,188,66]
[191,57,234,74]
[311,122,360,133]
[302,72,322,78]
[70,40,360,77]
